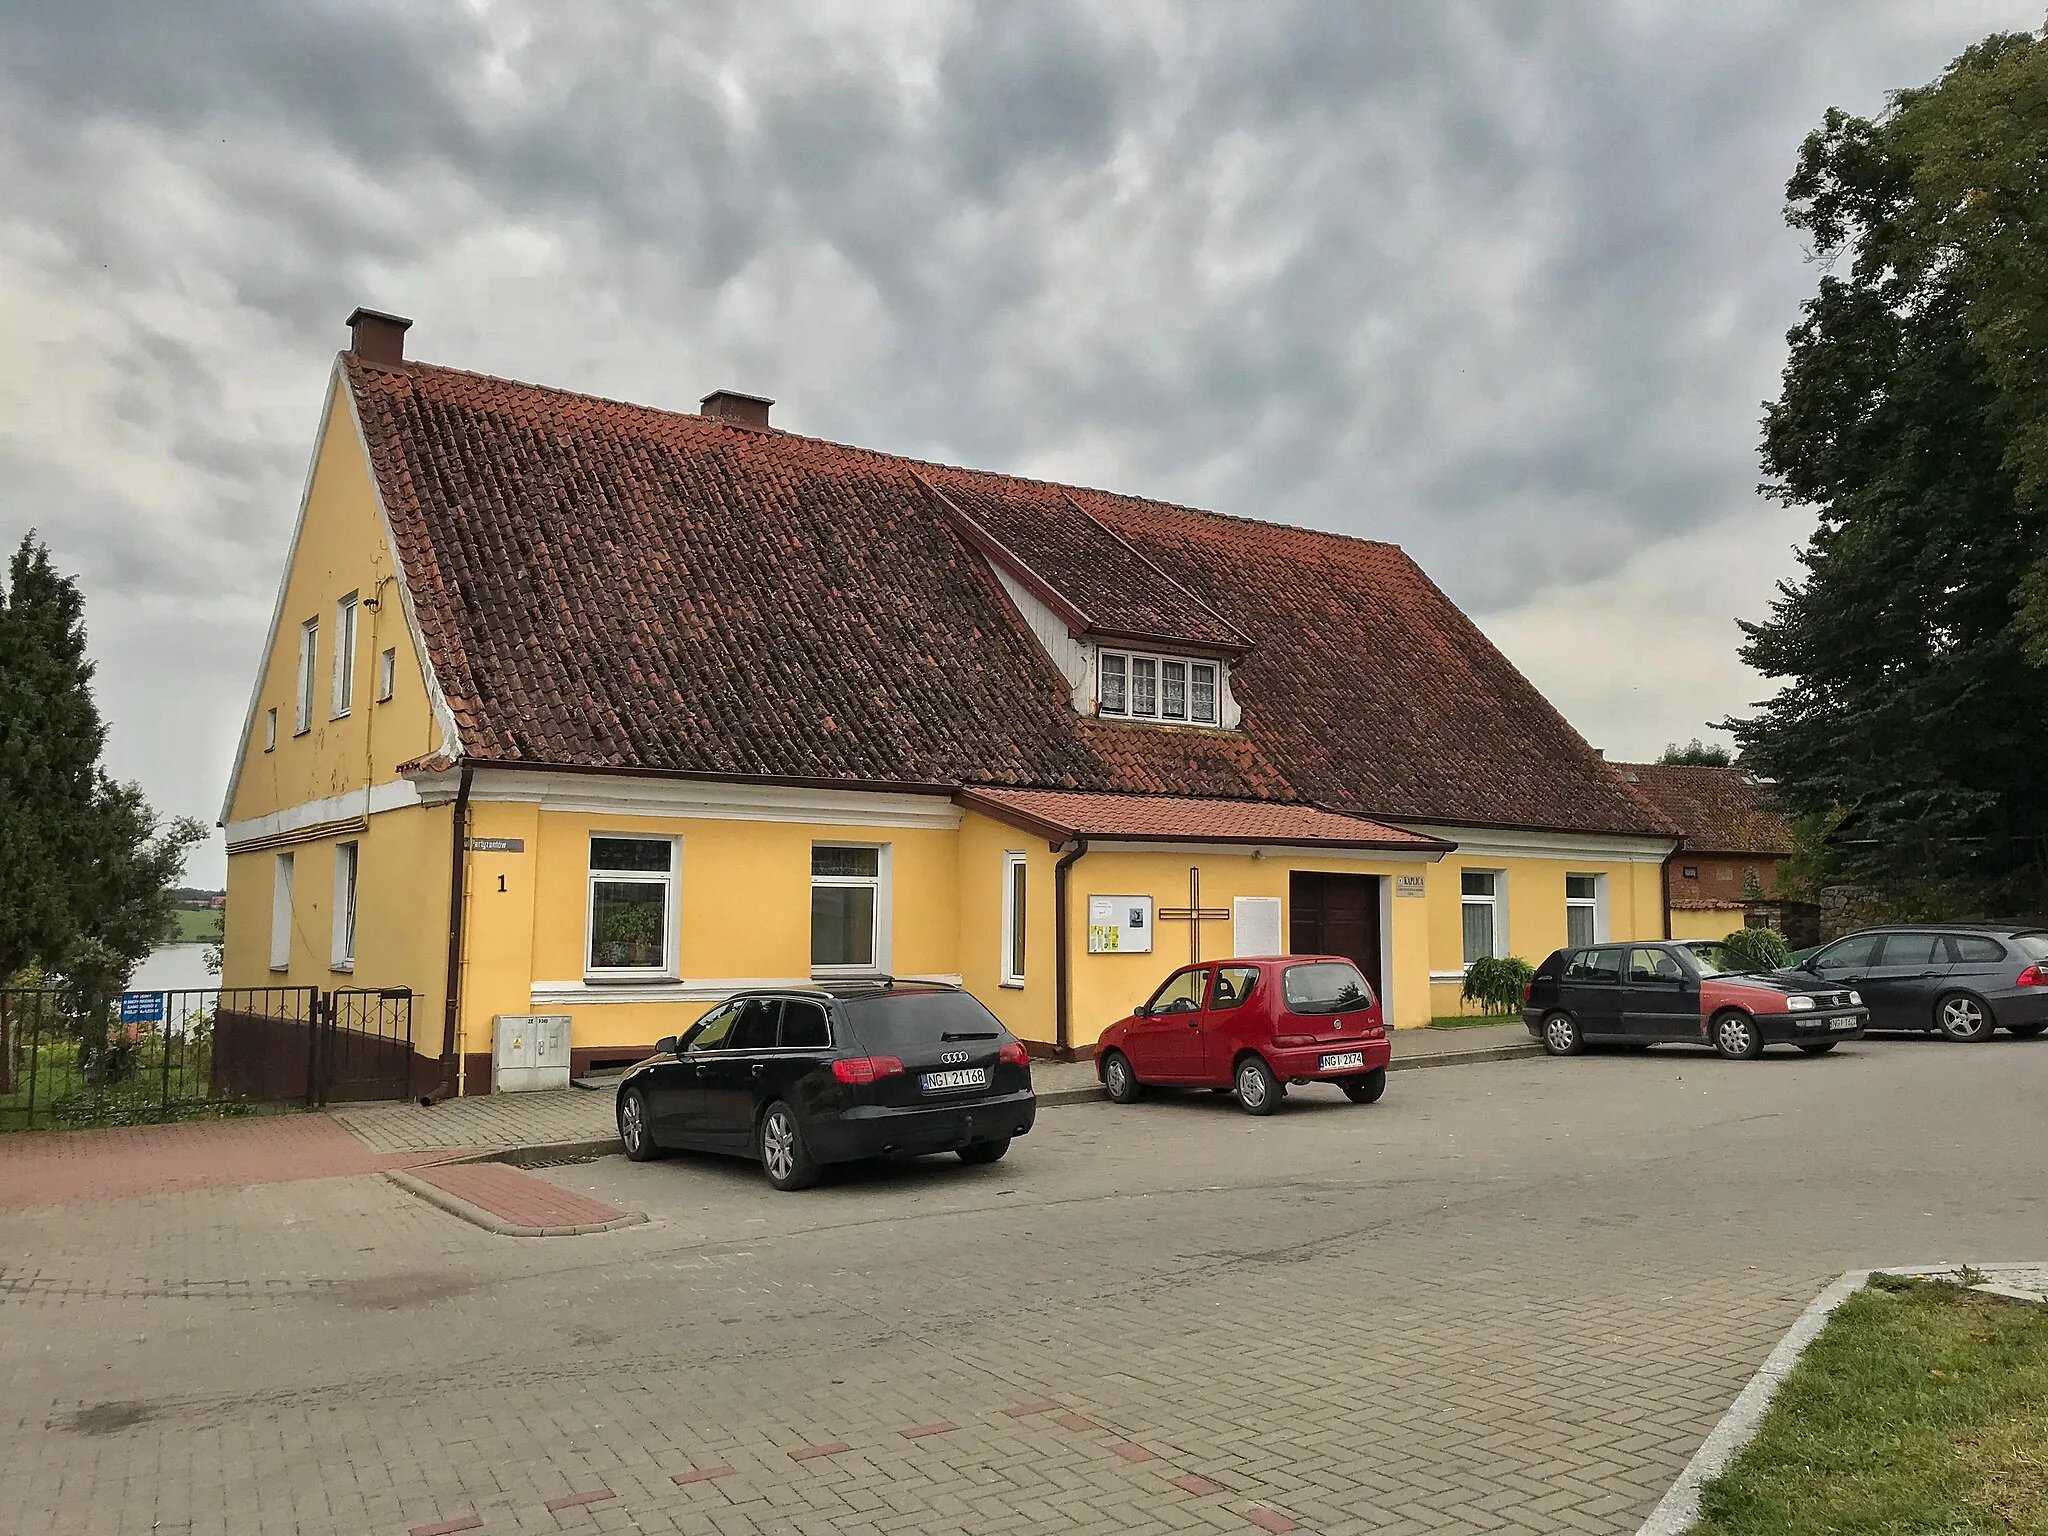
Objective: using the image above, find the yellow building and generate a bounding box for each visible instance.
[219,309,1680,1093]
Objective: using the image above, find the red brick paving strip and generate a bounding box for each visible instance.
[1244,1510,1296,1534]
[788,1441,852,1462]
[412,1163,627,1229]
[408,1518,483,1536]
[0,1115,468,1211]
[1111,1442,1155,1463]
[670,1466,733,1485]
[1173,1474,1224,1497]
[543,1488,615,1511]
[1053,1412,1096,1432]
[899,1421,958,1439]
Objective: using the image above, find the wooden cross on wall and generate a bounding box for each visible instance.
[1158,867,1230,965]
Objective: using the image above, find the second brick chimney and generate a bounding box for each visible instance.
[347,307,412,365]
[699,389,774,429]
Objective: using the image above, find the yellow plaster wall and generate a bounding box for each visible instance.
[1057,848,1436,1051]
[447,809,965,1058]
[954,811,1058,1045]
[225,384,439,826]
[220,804,452,1040]
[1424,856,1668,1017]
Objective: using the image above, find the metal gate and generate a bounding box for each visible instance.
[1,984,416,1130]
[318,988,417,1103]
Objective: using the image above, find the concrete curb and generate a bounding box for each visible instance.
[1388,1042,1541,1072]
[1633,1260,2043,1535]
[386,1169,649,1238]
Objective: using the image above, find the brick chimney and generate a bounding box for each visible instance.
[347,307,412,365]
[699,389,774,429]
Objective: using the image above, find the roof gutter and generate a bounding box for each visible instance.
[426,763,473,1104]
[1052,836,1089,1061]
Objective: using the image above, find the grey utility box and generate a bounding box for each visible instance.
[493,1013,572,1092]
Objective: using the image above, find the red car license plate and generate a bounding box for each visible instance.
[1319,1050,1365,1072]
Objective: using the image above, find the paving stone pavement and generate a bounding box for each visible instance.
[330,1024,1536,1156]
[6,1034,2046,1535]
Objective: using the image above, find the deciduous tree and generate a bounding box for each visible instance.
[1730,31,2048,916]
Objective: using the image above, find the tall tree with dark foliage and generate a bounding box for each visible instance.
[0,533,203,990]
[1731,30,2048,917]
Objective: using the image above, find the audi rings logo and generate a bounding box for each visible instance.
[940,1050,969,1064]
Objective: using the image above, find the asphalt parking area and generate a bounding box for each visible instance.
[5,1038,2045,1536]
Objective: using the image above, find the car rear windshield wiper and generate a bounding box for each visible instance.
[941,1030,999,1041]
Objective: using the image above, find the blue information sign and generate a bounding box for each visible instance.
[119,991,166,1025]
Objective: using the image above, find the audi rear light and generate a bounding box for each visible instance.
[1523,980,1533,1002]
[997,1039,1030,1067]
[2017,965,2047,987]
[831,1055,905,1084]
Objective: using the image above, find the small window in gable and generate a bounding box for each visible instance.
[1096,648,1227,727]
[377,648,396,703]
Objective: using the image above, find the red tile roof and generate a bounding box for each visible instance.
[957,788,1452,850]
[1612,764,1791,855]
[347,354,1672,835]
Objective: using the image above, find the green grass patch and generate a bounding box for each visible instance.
[168,908,222,944]
[1691,1276,2048,1535]
[1428,1013,1520,1029]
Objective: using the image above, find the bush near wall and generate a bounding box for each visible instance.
[1462,956,1534,1016]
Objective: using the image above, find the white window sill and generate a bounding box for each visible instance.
[583,974,680,986]
[293,728,310,738]
[269,964,290,974]
[999,979,1024,990]
[330,961,355,974]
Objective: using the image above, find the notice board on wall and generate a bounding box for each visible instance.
[1231,896,1283,957]
[1087,895,1154,953]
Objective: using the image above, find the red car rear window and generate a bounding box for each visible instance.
[1281,961,1374,1014]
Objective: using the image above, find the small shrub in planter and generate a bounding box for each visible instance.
[1463,956,1534,1016]
[1722,926,1791,972]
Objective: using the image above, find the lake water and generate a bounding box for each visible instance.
[126,944,218,995]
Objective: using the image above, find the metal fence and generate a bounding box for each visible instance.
[0,984,415,1131]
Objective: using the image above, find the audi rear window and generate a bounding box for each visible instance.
[1281,961,1375,1014]
[836,990,1010,1049]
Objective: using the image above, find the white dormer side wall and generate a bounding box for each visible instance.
[990,565,1094,713]
[1218,666,1243,730]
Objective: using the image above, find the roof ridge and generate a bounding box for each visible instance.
[358,355,1410,559]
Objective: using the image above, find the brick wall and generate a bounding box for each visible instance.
[1668,855,1778,907]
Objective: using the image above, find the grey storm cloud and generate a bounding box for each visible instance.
[0,0,2037,881]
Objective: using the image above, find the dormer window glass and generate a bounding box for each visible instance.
[1100,652,1127,714]
[1131,656,1157,715]
[1162,660,1187,720]
[1098,649,1224,727]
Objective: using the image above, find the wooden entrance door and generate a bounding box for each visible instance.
[1289,872,1383,1000]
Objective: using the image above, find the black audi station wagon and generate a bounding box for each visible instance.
[615,981,1037,1190]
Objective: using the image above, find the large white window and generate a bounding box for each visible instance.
[295,618,318,734]
[331,841,358,971]
[1097,648,1222,726]
[586,836,677,977]
[331,593,358,717]
[270,852,295,971]
[1461,870,1502,964]
[812,844,886,974]
[1000,851,1028,987]
[1566,873,1606,949]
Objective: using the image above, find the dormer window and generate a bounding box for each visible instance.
[1098,648,1221,726]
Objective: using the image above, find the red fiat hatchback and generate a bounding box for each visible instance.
[1095,955,1391,1115]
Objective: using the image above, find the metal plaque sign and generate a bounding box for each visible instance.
[119,991,166,1024]
[1395,874,1427,898]
[466,837,526,852]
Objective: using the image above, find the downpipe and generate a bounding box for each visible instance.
[1052,836,1088,1061]
[425,764,473,1104]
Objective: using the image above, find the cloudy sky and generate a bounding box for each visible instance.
[2,1,2036,884]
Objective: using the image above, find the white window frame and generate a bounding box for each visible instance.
[584,834,680,980]
[1460,868,1505,965]
[1096,648,1224,726]
[264,707,277,752]
[270,852,294,971]
[331,593,358,718]
[1565,872,1607,948]
[1000,850,1028,987]
[376,647,396,703]
[295,618,318,734]
[811,842,890,978]
[331,841,358,972]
